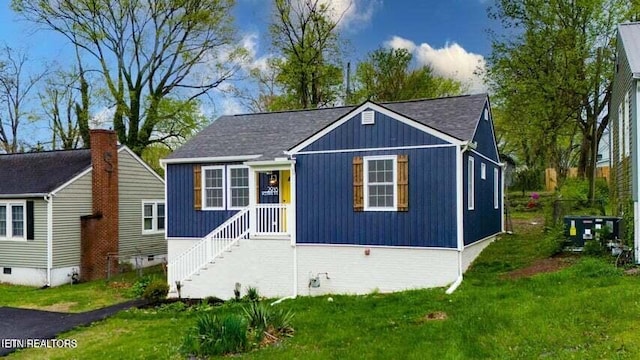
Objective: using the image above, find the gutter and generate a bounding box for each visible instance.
[44,194,54,287]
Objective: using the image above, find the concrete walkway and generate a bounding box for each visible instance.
[0,299,146,356]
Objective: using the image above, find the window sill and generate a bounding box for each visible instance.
[201,207,225,211]
[0,237,28,242]
[363,207,398,212]
[142,230,165,236]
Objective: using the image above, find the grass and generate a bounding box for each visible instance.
[0,265,165,313]
[7,215,640,359]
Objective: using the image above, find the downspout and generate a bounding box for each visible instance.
[446,142,469,294]
[44,194,53,287]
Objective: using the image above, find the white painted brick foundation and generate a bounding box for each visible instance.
[0,266,79,287]
[297,245,459,296]
[169,236,497,299]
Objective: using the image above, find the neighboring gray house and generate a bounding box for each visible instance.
[612,22,640,263]
[0,130,166,287]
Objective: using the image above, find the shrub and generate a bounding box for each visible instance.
[243,302,295,341]
[583,240,606,257]
[182,313,248,357]
[245,286,261,302]
[142,280,169,303]
[130,276,152,298]
[270,308,295,337]
[570,258,622,278]
[243,302,271,335]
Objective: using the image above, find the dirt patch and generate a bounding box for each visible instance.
[422,311,448,321]
[22,302,78,312]
[503,254,578,280]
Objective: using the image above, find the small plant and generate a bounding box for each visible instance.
[243,302,271,335]
[182,313,248,357]
[270,307,295,337]
[130,276,152,298]
[142,280,169,303]
[242,302,295,342]
[245,286,261,302]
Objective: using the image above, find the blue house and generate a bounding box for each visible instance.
[163,94,503,299]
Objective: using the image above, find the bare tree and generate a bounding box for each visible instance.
[13,0,243,154]
[0,46,47,153]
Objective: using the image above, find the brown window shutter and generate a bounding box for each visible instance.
[193,165,202,210]
[353,156,364,211]
[397,155,409,211]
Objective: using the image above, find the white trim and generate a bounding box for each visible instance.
[201,165,226,210]
[494,167,499,209]
[463,233,500,249]
[289,162,297,247]
[293,143,456,156]
[456,145,464,251]
[141,200,165,234]
[226,165,250,210]
[468,149,501,166]
[0,193,48,199]
[118,146,165,183]
[468,156,475,210]
[287,101,464,155]
[45,195,53,287]
[166,236,203,241]
[481,162,486,180]
[244,159,296,169]
[295,242,459,252]
[500,162,506,233]
[363,155,398,211]
[50,167,92,196]
[0,200,27,241]
[164,168,168,241]
[160,155,262,165]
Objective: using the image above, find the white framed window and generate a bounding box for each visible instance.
[202,165,226,210]
[494,168,499,209]
[624,91,631,157]
[0,201,26,241]
[618,103,624,162]
[468,156,475,210]
[481,162,486,180]
[227,165,250,209]
[364,155,397,211]
[142,200,165,234]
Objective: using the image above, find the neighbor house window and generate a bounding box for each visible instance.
[624,91,631,157]
[468,157,475,210]
[364,155,397,211]
[227,166,249,209]
[142,201,165,234]
[494,168,500,209]
[0,201,26,240]
[202,166,225,210]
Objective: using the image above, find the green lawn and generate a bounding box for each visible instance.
[7,218,640,359]
[0,266,165,313]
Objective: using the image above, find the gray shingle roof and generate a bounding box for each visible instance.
[619,22,640,78]
[0,149,92,196]
[167,93,488,161]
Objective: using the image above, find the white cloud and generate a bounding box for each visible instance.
[386,36,487,94]
[299,0,380,30]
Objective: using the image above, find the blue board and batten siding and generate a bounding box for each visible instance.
[463,106,502,245]
[472,104,500,162]
[301,110,448,152]
[296,110,458,248]
[166,163,238,238]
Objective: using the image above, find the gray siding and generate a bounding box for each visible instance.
[52,171,92,267]
[612,35,635,213]
[118,149,166,258]
[0,199,48,268]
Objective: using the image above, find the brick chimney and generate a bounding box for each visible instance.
[80,129,119,281]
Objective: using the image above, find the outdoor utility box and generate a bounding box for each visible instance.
[563,215,623,248]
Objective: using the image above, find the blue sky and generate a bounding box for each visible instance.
[0,0,500,143]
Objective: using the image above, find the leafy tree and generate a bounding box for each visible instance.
[0,46,47,153]
[487,0,635,200]
[269,0,344,110]
[12,0,243,155]
[350,47,464,103]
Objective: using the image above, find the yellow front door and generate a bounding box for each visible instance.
[280,170,290,230]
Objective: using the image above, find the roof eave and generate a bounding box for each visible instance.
[161,155,263,165]
[0,193,49,199]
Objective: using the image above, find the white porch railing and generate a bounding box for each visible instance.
[252,203,290,236]
[169,208,250,289]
